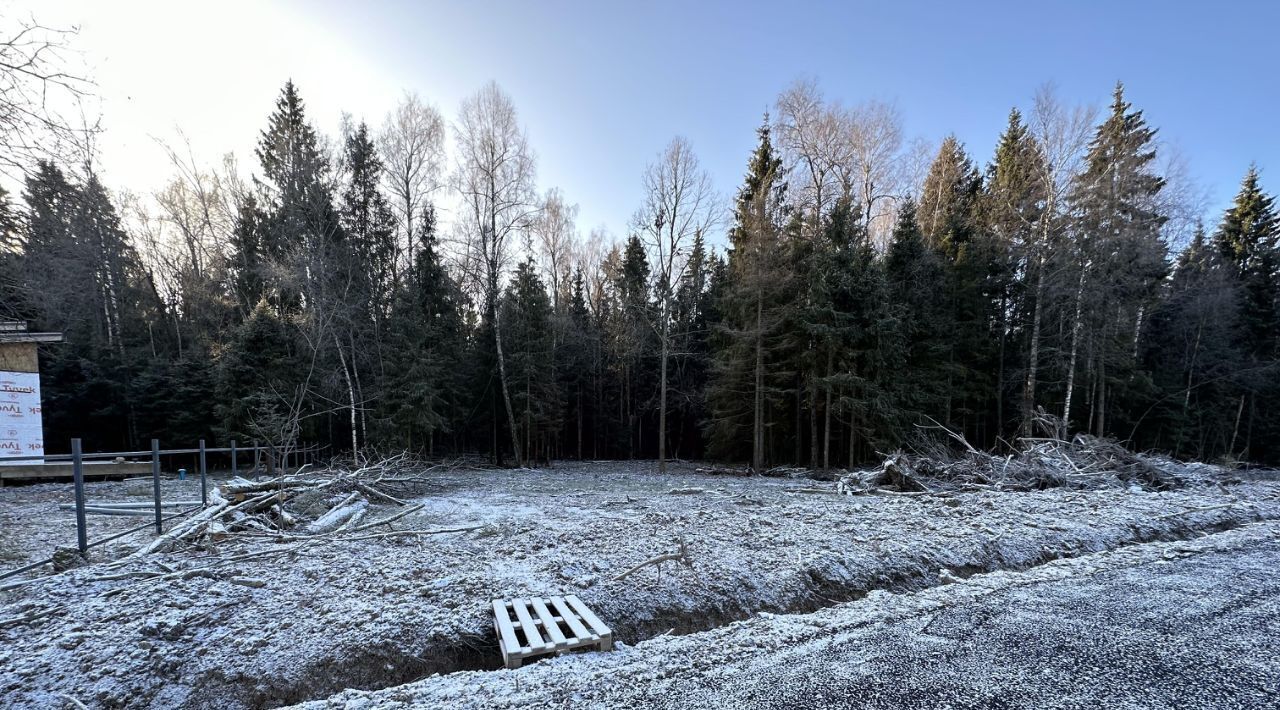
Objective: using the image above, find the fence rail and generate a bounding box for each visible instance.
[1,443,294,463]
[0,438,328,584]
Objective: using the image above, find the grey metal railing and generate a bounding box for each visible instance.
[0,438,328,582]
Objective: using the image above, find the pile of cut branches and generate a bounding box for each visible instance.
[838,417,1219,495]
[130,455,463,557]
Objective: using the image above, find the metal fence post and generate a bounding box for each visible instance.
[151,439,162,534]
[198,439,207,507]
[230,439,237,477]
[71,438,87,556]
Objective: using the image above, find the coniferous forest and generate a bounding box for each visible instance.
[2,76,1278,468]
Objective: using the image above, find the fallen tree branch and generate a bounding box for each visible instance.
[333,524,485,542]
[344,503,426,534]
[613,540,692,581]
[355,482,407,506]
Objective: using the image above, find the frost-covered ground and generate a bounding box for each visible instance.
[303,520,1280,710]
[0,477,210,569]
[1,461,1278,709]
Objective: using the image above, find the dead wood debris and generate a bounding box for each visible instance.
[128,456,465,557]
[838,414,1222,496]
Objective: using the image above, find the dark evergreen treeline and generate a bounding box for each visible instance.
[1,79,1277,467]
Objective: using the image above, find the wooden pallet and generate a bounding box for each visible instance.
[492,595,613,669]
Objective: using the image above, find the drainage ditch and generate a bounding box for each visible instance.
[214,506,1270,708]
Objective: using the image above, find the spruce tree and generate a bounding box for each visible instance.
[984,108,1048,436]
[561,268,599,459]
[1141,226,1241,459]
[380,207,466,453]
[669,232,715,460]
[815,196,890,465]
[503,258,561,464]
[1063,83,1168,437]
[215,300,301,458]
[0,186,25,322]
[1211,167,1280,460]
[919,136,1002,441]
[22,167,164,449]
[614,234,654,458]
[338,121,398,324]
[707,121,791,469]
[883,200,951,433]
[1213,167,1279,359]
[229,194,267,313]
[918,135,983,254]
[252,81,343,310]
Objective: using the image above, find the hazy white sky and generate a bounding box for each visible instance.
[27,0,682,239]
[33,0,405,191]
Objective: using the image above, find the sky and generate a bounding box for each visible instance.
[21,0,1280,245]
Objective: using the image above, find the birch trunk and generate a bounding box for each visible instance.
[657,305,670,473]
[1022,254,1045,436]
[333,333,359,462]
[493,299,522,467]
[1062,261,1088,437]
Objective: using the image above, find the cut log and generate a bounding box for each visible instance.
[130,489,280,558]
[304,493,367,535]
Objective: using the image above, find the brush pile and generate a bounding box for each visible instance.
[129,455,459,557]
[838,427,1221,496]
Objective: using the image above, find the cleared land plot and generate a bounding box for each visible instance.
[1,461,1277,708]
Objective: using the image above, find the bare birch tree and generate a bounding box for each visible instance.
[380,92,445,281]
[1026,85,1095,436]
[0,14,95,175]
[775,79,844,230]
[454,81,539,466]
[532,187,578,311]
[634,137,717,473]
[842,99,906,247]
[578,225,614,318]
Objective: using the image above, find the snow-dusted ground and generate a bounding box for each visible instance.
[0,477,211,569]
[302,520,1280,710]
[1,461,1278,709]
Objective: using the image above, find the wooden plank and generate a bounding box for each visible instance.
[512,598,551,651]
[530,597,568,646]
[550,595,595,641]
[0,462,151,481]
[491,599,522,662]
[565,595,612,638]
